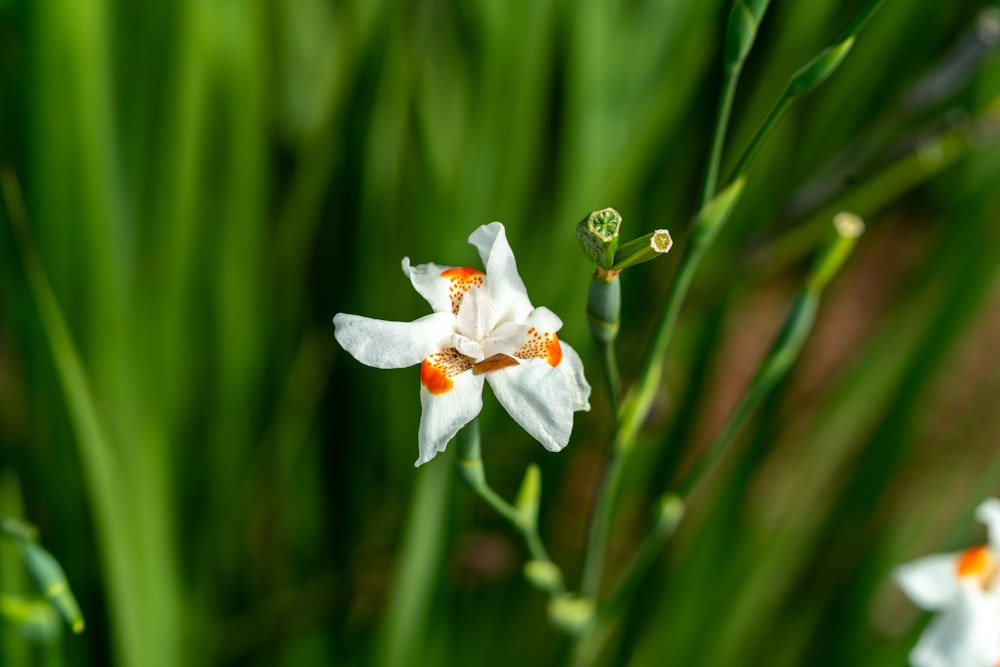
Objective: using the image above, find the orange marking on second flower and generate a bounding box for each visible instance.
[441,267,485,314]
[956,545,998,589]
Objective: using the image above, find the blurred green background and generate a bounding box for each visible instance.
[1,0,1000,665]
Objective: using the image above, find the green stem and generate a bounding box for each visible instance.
[454,420,562,587]
[579,449,624,600]
[700,0,771,206]
[586,273,622,416]
[618,179,746,453]
[574,216,862,665]
[727,0,886,183]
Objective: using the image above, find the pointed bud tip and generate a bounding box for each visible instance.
[833,212,865,239]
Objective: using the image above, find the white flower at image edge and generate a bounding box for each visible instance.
[333,222,591,466]
[895,498,1000,667]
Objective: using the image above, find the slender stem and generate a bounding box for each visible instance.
[586,273,622,416]
[700,65,741,207]
[579,449,624,599]
[597,338,622,419]
[454,420,561,583]
[727,0,886,184]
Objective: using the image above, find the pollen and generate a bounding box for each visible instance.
[956,545,998,589]
[441,267,485,314]
[515,328,562,367]
[420,348,474,395]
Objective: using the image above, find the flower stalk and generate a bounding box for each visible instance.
[700,0,771,206]
[454,420,565,594]
[674,213,864,500]
[727,0,887,182]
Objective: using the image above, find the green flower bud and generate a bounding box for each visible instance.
[807,212,865,291]
[515,464,542,529]
[523,560,564,594]
[20,542,85,633]
[609,229,674,271]
[548,594,595,636]
[656,493,686,533]
[586,275,621,344]
[789,37,855,96]
[725,1,757,69]
[576,208,622,269]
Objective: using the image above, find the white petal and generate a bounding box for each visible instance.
[975,498,1000,553]
[417,371,484,465]
[481,321,529,358]
[468,223,533,322]
[333,312,454,369]
[452,334,485,361]
[895,553,962,611]
[556,341,592,412]
[486,358,574,452]
[401,258,455,314]
[523,306,563,333]
[909,585,1000,667]
[456,284,498,342]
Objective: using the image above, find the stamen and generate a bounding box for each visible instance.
[473,353,520,375]
[420,348,474,395]
[515,327,563,367]
[441,267,485,315]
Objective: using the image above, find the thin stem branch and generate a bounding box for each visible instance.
[454,420,563,589]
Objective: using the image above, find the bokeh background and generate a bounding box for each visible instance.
[2,0,1000,665]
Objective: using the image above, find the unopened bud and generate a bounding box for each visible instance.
[548,594,595,635]
[610,229,674,271]
[576,208,622,269]
[524,560,564,594]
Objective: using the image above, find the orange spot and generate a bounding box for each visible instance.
[957,545,993,578]
[546,334,562,367]
[441,267,484,280]
[420,359,454,395]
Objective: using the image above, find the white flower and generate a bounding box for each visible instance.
[333,222,591,466]
[895,498,1000,667]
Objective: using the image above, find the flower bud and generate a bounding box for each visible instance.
[610,229,674,271]
[524,560,564,594]
[807,212,864,291]
[515,464,542,529]
[20,542,85,633]
[725,1,757,68]
[789,37,855,96]
[576,208,622,269]
[548,594,595,635]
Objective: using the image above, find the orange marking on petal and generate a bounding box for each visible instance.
[957,545,993,578]
[546,334,562,367]
[441,267,484,280]
[440,267,485,314]
[420,358,454,395]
